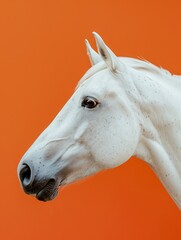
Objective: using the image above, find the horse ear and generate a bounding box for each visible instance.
[85,39,102,66]
[93,32,125,73]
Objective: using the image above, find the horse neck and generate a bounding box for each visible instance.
[131,70,181,208]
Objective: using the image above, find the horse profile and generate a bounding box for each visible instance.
[17,32,181,209]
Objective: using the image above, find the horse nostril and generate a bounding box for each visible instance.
[19,163,32,187]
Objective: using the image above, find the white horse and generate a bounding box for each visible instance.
[17,33,181,209]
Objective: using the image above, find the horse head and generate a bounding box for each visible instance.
[17,33,141,201]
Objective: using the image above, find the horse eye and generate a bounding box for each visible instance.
[81,96,99,109]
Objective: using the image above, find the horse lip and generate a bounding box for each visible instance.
[36,179,59,202]
[59,178,65,186]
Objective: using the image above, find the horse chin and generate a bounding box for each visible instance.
[35,179,60,202]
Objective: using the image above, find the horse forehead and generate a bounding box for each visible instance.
[79,69,117,93]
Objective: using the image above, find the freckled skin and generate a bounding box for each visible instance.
[18,33,181,207]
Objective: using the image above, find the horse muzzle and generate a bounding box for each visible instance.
[18,163,60,201]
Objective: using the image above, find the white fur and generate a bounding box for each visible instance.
[18,33,181,208]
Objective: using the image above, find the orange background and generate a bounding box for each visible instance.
[1,0,181,239]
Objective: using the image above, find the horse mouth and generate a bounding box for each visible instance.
[36,179,59,202]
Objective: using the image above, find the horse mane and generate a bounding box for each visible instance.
[120,57,172,78]
[76,57,181,90]
[121,57,181,90]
